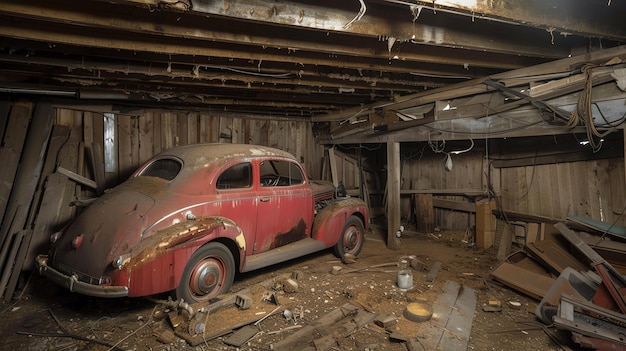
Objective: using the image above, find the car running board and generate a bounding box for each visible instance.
[242,238,327,273]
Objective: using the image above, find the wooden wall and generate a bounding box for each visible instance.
[398,133,626,230]
[401,142,487,231]
[55,108,324,188]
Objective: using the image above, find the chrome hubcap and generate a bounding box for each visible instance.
[190,259,222,296]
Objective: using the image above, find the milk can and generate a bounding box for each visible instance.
[397,258,413,290]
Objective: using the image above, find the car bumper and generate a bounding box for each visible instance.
[36,255,129,298]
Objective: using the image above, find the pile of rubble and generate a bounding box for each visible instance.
[490,215,626,350]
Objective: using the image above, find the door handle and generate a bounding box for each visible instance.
[260,197,270,202]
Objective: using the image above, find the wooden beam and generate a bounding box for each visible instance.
[88,0,573,58]
[400,189,487,196]
[387,142,401,249]
[492,148,622,168]
[315,45,626,123]
[404,0,626,42]
[432,198,476,213]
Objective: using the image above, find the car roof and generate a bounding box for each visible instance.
[156,143,296,164]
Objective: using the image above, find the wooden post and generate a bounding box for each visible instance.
[387,142,401,249]
[415,194,435,233]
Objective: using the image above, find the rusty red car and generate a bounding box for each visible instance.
[36,143,369,303]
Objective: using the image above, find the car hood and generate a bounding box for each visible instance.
[310,179,334,202]
[50,178,162,280]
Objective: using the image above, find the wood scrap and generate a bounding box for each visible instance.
[271,303,375,351]
[426,261,442,282]
[57,166,97,190]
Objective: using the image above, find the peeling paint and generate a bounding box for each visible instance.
[128,217,229,269]
[235,232,246,250]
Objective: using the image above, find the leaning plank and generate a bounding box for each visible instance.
[4,229,32,301]
[327,148,339,188]
[0,101,32,227]
[0,102,53,297]
[25,173,75,271]
[57,166,97,190]
[24,125,70,224]
[0,149,20,224]
[0,230,25,300]
[0,95,10,142]
[90,143,105,196]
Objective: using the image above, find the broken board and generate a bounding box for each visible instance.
[223,325,260,347]
[416,281,477,351]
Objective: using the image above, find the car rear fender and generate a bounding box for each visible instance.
[123,216,245,297]
[311,198,369,247]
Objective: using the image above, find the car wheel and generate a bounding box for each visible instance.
[333,216,365,258]
[176,242,235,303]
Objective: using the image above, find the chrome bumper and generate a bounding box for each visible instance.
[35,255,129,298]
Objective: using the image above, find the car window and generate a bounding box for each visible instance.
[259,160,304,187]
[216,162,252,189]
[138,158,182,181]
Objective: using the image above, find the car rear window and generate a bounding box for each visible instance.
[138,158,182,181]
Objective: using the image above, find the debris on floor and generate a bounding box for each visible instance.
[489,215,626,350]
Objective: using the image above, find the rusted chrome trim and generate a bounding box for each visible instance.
[35,255,128,298]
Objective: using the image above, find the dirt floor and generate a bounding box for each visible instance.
[0,227,576,351]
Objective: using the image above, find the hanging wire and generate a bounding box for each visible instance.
[344,0,366,29]
[427,130,446,153]
[568,64,616,152]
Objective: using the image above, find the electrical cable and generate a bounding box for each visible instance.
[204,65,294,78]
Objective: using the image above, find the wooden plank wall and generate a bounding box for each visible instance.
[400,135,626,230]
[498,159,625,224]
[402,144,486,231]
[55,108,323,188]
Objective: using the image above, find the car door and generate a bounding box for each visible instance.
[254,158,313,253]
[213,161,258,256]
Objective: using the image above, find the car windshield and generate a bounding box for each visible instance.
[138,158,182,181]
